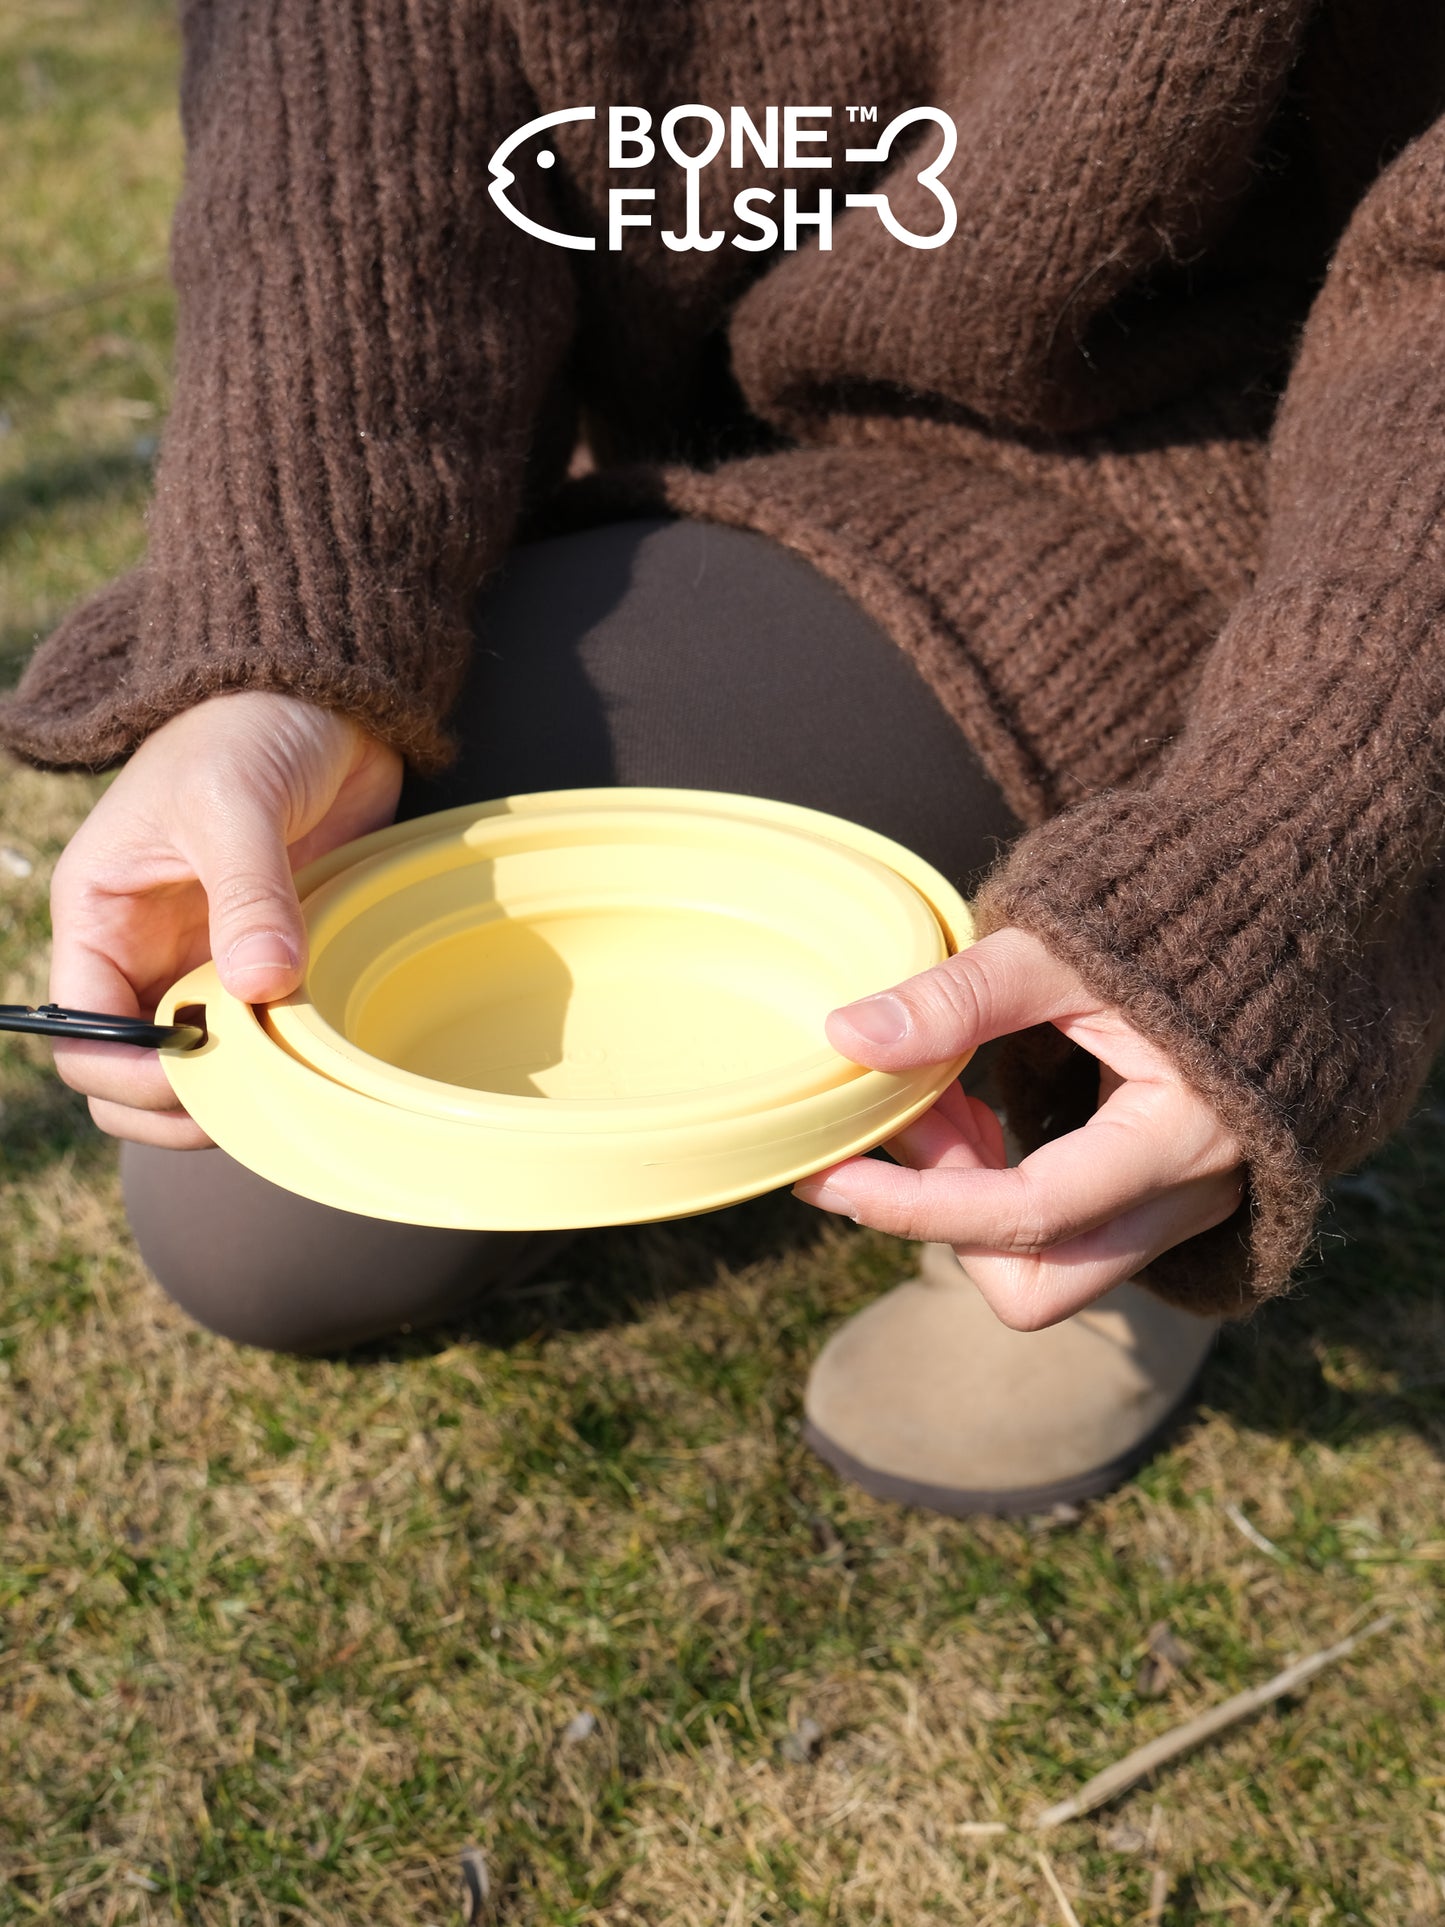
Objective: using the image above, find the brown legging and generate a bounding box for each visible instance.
[121,519,1020,1350]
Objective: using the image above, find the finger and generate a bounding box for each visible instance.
[825,926,1087,1070]
[49,941,187,1113]
[883,1081,1006,1173]
[89,1095,214,1150]
[53,1040,188,1112]
[797,1083,1233,1253]
[185,792,308,1004]
[959,1171,1245,1328]
[794,1081,1002,1216]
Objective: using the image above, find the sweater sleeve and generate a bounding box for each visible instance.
[0,0,576,774]
[974,114,1445,1317]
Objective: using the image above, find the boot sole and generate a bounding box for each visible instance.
[801,1358,1209,1519]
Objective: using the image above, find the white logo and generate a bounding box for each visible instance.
[487,104,957,252]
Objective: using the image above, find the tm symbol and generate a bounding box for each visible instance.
[846,105,878,123]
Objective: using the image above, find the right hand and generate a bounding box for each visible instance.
[49,690,404,1148]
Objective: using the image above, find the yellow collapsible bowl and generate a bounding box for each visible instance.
[157,788,974,1228]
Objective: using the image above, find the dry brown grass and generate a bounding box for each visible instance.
[2,902,1443,1920]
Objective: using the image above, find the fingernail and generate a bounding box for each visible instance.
[225,932,297,976]
[792,1179,859,1220]
[835,992,909,1047]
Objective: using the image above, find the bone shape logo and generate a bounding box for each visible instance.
[487,105,957,251]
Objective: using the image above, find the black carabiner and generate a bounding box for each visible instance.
[0,1002,208,1053]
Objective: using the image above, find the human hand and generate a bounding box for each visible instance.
[792,927,1245,1330]
[49,691,404,1148]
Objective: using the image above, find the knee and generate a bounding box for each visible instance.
[120,1141,559,1353]
[122,1139,431,1351]
[120,1140,342,1349]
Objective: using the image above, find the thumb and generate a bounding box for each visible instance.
[824,926,1089,1069]
[194,802,308,1004]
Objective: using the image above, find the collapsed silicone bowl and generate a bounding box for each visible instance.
[158,788,975,1228]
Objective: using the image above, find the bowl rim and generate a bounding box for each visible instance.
[156,788,977,1228]
[264,791,953,1127]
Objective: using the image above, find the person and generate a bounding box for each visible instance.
[5,0,1444,1516]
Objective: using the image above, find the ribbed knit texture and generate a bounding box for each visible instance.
[4,0,578,771]
[5,0,1445,1311]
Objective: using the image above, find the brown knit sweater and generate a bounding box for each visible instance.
[7,0,1445,1315]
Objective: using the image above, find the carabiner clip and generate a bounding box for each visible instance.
[0,1002,208,1052]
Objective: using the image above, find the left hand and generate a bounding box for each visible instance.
[48,692,404,1148]
[792,927,1245,1330]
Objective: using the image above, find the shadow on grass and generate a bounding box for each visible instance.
[0,440,154,687]
[0,441,151,538]
[1,630,40,689]
[1195,1064,1445,1459]
[1,441,154,686]
[367,1139,1445,1463]
[0,1073,111,1182]
[1205,1224,1445,1461]
[357,1050,1445,1476]
[420,1183,835,1354]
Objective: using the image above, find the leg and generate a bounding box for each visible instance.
[403,517,1015,890]
[131,518,1016,1351]
[120,1141,571,1352]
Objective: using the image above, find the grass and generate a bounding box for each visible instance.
[1,6,1443,1923]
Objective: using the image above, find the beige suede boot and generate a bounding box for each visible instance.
[803,1243,1218,1516]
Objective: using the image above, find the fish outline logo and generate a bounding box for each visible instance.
[486,103,960,251]
[843,107,957,249]
[488,105,599,251]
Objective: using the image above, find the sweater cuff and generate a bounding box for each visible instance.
[971,859,1321,1321]
[972,574,1445,1314]
[0,566,461,774]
